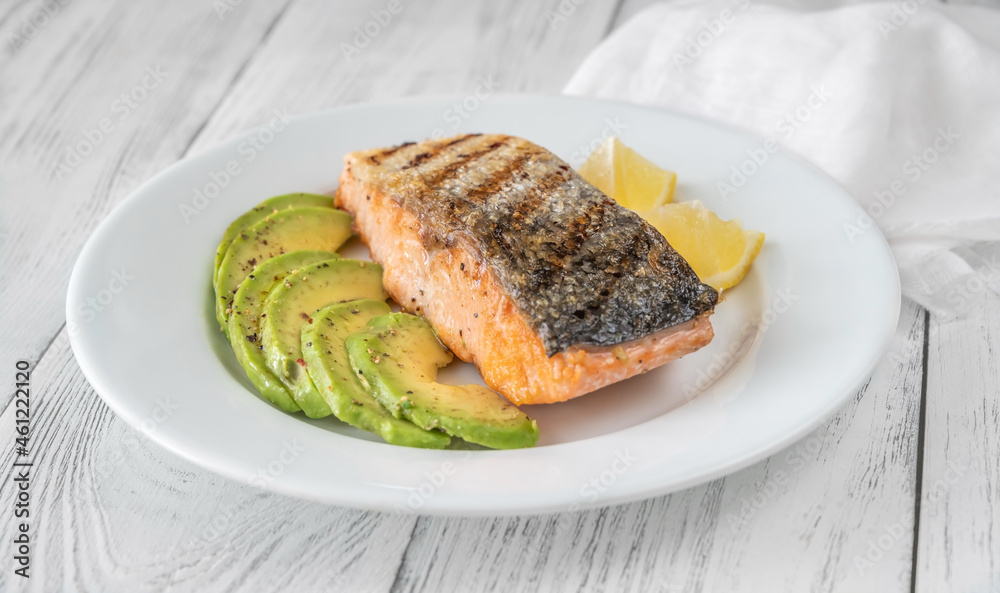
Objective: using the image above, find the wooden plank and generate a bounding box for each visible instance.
[185,0,625,152]
[596,2,1000,592]
[0,326,418,592]
[700,305,924,593]
[612,0,658,26]
[0,1,625,591]
[0,0,293,408]
[917,287,1000,593]
[9,0,975,589]
[392,302,925,593]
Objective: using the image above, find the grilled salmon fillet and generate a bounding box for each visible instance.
[337,134,718,405]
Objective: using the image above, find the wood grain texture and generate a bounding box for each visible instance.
[0,0,292,409]
[3,0,999,591]
[917,289,1000,593]
[185,0,624,152]
[0,1,623,592]
[0,326,417,593]
[389,302,926,593]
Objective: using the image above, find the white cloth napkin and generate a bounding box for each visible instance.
[564,0,1000,316]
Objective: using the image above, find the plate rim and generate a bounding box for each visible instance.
[67,93,901,516]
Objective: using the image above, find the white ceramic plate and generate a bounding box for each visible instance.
[67,95,899,516]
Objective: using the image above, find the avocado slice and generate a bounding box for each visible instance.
[227,251,339,413]
[260,259,385,418]
[213,193,333,287]
[346,313,540,449]
[215,206,353,333]
[301,300,450,448]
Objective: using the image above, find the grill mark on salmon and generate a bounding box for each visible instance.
[353,133,718,354]
[368,141,414,164]
[442,133,479,147]
[420,138,511,188]
[338,133,719,404]
[458,151,534,202]
[424,152,536,246]
[428,149,530,221]
[401,134,481,171]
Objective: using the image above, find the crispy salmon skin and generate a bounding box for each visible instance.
[337,134,718,404]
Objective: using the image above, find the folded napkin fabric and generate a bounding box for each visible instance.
[564,0,1000,316]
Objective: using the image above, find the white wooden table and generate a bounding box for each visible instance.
[1,1,998,591]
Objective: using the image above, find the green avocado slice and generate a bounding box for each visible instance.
[215,207,353,333]
[346,313,540,449]
[213,193,334,287]
[260,259,385,418]
[301,300,450,448]
[227,251,339,413]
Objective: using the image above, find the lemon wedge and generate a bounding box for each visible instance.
[578,137,677,211]
[641,201,765,292]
